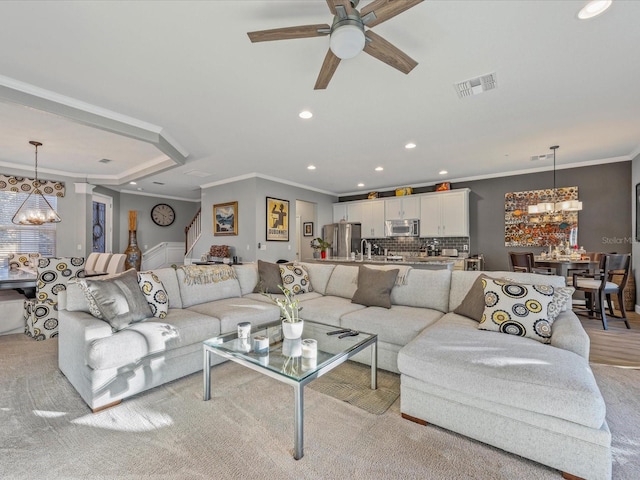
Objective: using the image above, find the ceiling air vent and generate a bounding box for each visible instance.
[454,72,497,98]
[99,158,112,164]
[152,181,165,185]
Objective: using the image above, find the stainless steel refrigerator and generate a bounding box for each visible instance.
[323,222,362,258]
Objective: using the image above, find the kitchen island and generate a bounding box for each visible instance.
[305,256,458,270]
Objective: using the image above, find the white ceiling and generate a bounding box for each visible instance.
[0,0,638,201]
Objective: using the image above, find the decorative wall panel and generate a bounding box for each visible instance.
[505,187,578,247]
[0,174,65,196]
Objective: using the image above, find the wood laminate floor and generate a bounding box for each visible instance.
[577,309,640,368]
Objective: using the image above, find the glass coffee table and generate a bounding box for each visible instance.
[203,319,377,460]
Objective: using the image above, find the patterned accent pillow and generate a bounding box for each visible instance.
[137,271,169,319]
[75,279,104,319]
[547,286,575,321]
[279,263,313,294]
[479,278,555,344]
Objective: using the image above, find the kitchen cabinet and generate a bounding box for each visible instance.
[333,200,384,238]
[420,189,469,237]
[360,200,385,238]
[385,196,420,220]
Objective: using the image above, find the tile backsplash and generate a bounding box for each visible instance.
[361,237,470,256]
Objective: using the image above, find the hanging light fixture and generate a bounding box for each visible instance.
[527,145,582,220]
[12,141,62,225]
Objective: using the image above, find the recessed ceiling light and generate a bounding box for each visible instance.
[129,181,137,185]
[439,170,448,175]
[357,183,364,187]
[578,0,612,19]
[299,110,313,119]
[405,143,416,149]
[307,165,316,170]
[375,166,384,171]
[137,187,144,191]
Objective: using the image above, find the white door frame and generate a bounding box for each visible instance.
[92,193,113,253]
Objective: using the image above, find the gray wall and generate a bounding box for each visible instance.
[195,177,336,263]
[118,193,200,253]
[339,161,632,271]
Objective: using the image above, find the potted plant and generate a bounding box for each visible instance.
[311,237,331,259]
[263,285,304,339]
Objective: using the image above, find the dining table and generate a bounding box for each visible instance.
[0,267,37,290]
[533,257,598,278]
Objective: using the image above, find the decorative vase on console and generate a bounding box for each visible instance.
[124,211,142,271]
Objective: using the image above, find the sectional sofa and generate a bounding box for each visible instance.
[58,262,610,480]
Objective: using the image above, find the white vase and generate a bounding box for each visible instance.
[282,320,304,340]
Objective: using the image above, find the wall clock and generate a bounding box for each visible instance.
[151,203,175,227]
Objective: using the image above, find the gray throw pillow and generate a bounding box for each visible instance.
[253,260,287,294]
[84,269,152,331]
[453,274,490,322]
[351,266,399,309]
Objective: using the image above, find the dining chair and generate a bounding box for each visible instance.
[566,252,606,285]
[24,257,86,340]
[84,252,101,273]
[508,252,554,275]
[106,254,127,275]
[572,253,631,330]
[8,253,41,271]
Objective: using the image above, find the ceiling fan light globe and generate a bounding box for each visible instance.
[330,25,365,59]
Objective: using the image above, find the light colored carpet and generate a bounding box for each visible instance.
[1,333,639,479]
[308,361,399,415]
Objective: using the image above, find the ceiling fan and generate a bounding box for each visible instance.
[247,0,423,89]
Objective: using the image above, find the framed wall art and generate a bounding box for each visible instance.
[213,201,238,236]
[303,222,313,237]
[266,196,289,241]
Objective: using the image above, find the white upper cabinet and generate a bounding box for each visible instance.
[420,189,469,237]
[385,196,420,220]
[333,203,349,223]
[361,200,385,238]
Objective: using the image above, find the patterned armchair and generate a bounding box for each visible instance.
[8,253,41,271]
[24,257,85,341]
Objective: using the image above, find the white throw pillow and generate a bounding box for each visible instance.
[547,286,575,321]
[479,278,555,344]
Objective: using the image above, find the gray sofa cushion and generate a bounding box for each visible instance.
[233,264,259,296]
[325,265,359,299]
[351,266,398,308]
[151,268,183,309]
[341,305,444,346]
[294,295,366,325]
[187,297,280,333]
[176,266,241,308]
[390,269,451,312]
[398,313,606,429]
[86,308,219,370]
[298,262,336,295]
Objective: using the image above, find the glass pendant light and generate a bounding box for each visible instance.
[11,141,62,225]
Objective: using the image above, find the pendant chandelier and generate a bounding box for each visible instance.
[11,141,62,225]
[527,145,582,220]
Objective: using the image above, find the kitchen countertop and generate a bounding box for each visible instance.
[305,256,459,269]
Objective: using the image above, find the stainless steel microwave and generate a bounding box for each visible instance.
[385,219,420,237]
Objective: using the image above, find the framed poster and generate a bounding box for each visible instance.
[213,201,238,236]
[266,196,289,241]
[636,183,640,241]
[303,222,313,237]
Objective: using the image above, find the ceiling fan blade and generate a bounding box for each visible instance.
[314,49,341,90]
[363,31,417,74]
[247,24,330,43]
[360,0,424,27]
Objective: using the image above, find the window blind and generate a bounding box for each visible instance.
[0,191,57,257]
